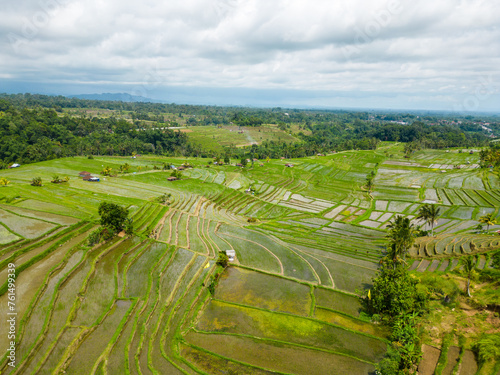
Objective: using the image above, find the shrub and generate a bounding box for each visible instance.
[30,177,42,186]
[216,252,229,268]
[473,334,500,364]
[155,193,172,205]
[51,175,69,184]
[492,250,500,269]
[376,344,401,375]
[101,166,113,176]
[124,218,133,235]
[170,170,182,179]
[101,226,115,241]
[87,228,102,246]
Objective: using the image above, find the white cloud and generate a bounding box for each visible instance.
[0,0,499,110]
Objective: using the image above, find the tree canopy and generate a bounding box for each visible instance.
[98,202,129,233]
[416,204,441,237]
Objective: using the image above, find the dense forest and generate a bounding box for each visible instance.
[0,93,497,166]
[0,98,191,166]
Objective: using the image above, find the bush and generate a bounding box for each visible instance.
[418,273,459,303]
[124,218,133,235]
[51,175,69,184]
[216,252,229,268]
[492,250,500,269]
[30,177,42,186]
[170,170,182,179]
[155,193,172,205]
[87,228,102,246]
[87,155,94,159]
[101,226,115,241]
[474,334,500,364]
[376,345,401,375]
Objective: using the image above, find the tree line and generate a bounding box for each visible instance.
[0,102,191,166]
[0,94,495,166]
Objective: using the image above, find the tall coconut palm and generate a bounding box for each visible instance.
[461,255,475,297]
[416,204,441,237]
[386,215,417,261]
[384,242,406,269]
[479,213,497,232]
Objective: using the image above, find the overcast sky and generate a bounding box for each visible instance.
[1,0,499,111]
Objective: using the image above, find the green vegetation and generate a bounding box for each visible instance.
[0,94,495,167]
[479,212,497,232]
[416,204,441,237]
[386,215,417,264]
[0,98,499,373]
[30,176,42,186]
[461,255,476,297]
[474,334,500,367]
[364,260,428,373]
[98,201,130,233]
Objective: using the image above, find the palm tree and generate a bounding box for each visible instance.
[30,177,42,187]
[386,215,417,261]
[416,204,441,237]
[461,255,475,297]
[479,213,497,232]
[101,166,113,176]
[384,243,405,269]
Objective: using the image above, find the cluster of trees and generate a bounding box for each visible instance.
[364,258,428,374]
[231,112,264,127]
[369,204,500,373]
[88,202,132,245]
[304,120,489,154]
[479,145,500,167]
[0,94,495,167]
[364,214,429,373]
[365,170,376,193]
[364,206,445,374]
[0,100,191,165]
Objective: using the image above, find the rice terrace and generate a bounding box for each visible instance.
[0,97,499,374]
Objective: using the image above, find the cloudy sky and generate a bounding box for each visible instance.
[1,0,499,111]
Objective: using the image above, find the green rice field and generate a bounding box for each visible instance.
[0,144,499,373]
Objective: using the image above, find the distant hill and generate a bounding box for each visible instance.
[69,92,158,103]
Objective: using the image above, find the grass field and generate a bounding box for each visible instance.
[0,144,498,373]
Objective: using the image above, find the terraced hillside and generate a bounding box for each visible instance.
[0,144,499,373]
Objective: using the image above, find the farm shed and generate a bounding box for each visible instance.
[225,249,236,261]
[83,176,100,182]
[79,171,91,177]
[167,177,178,181]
